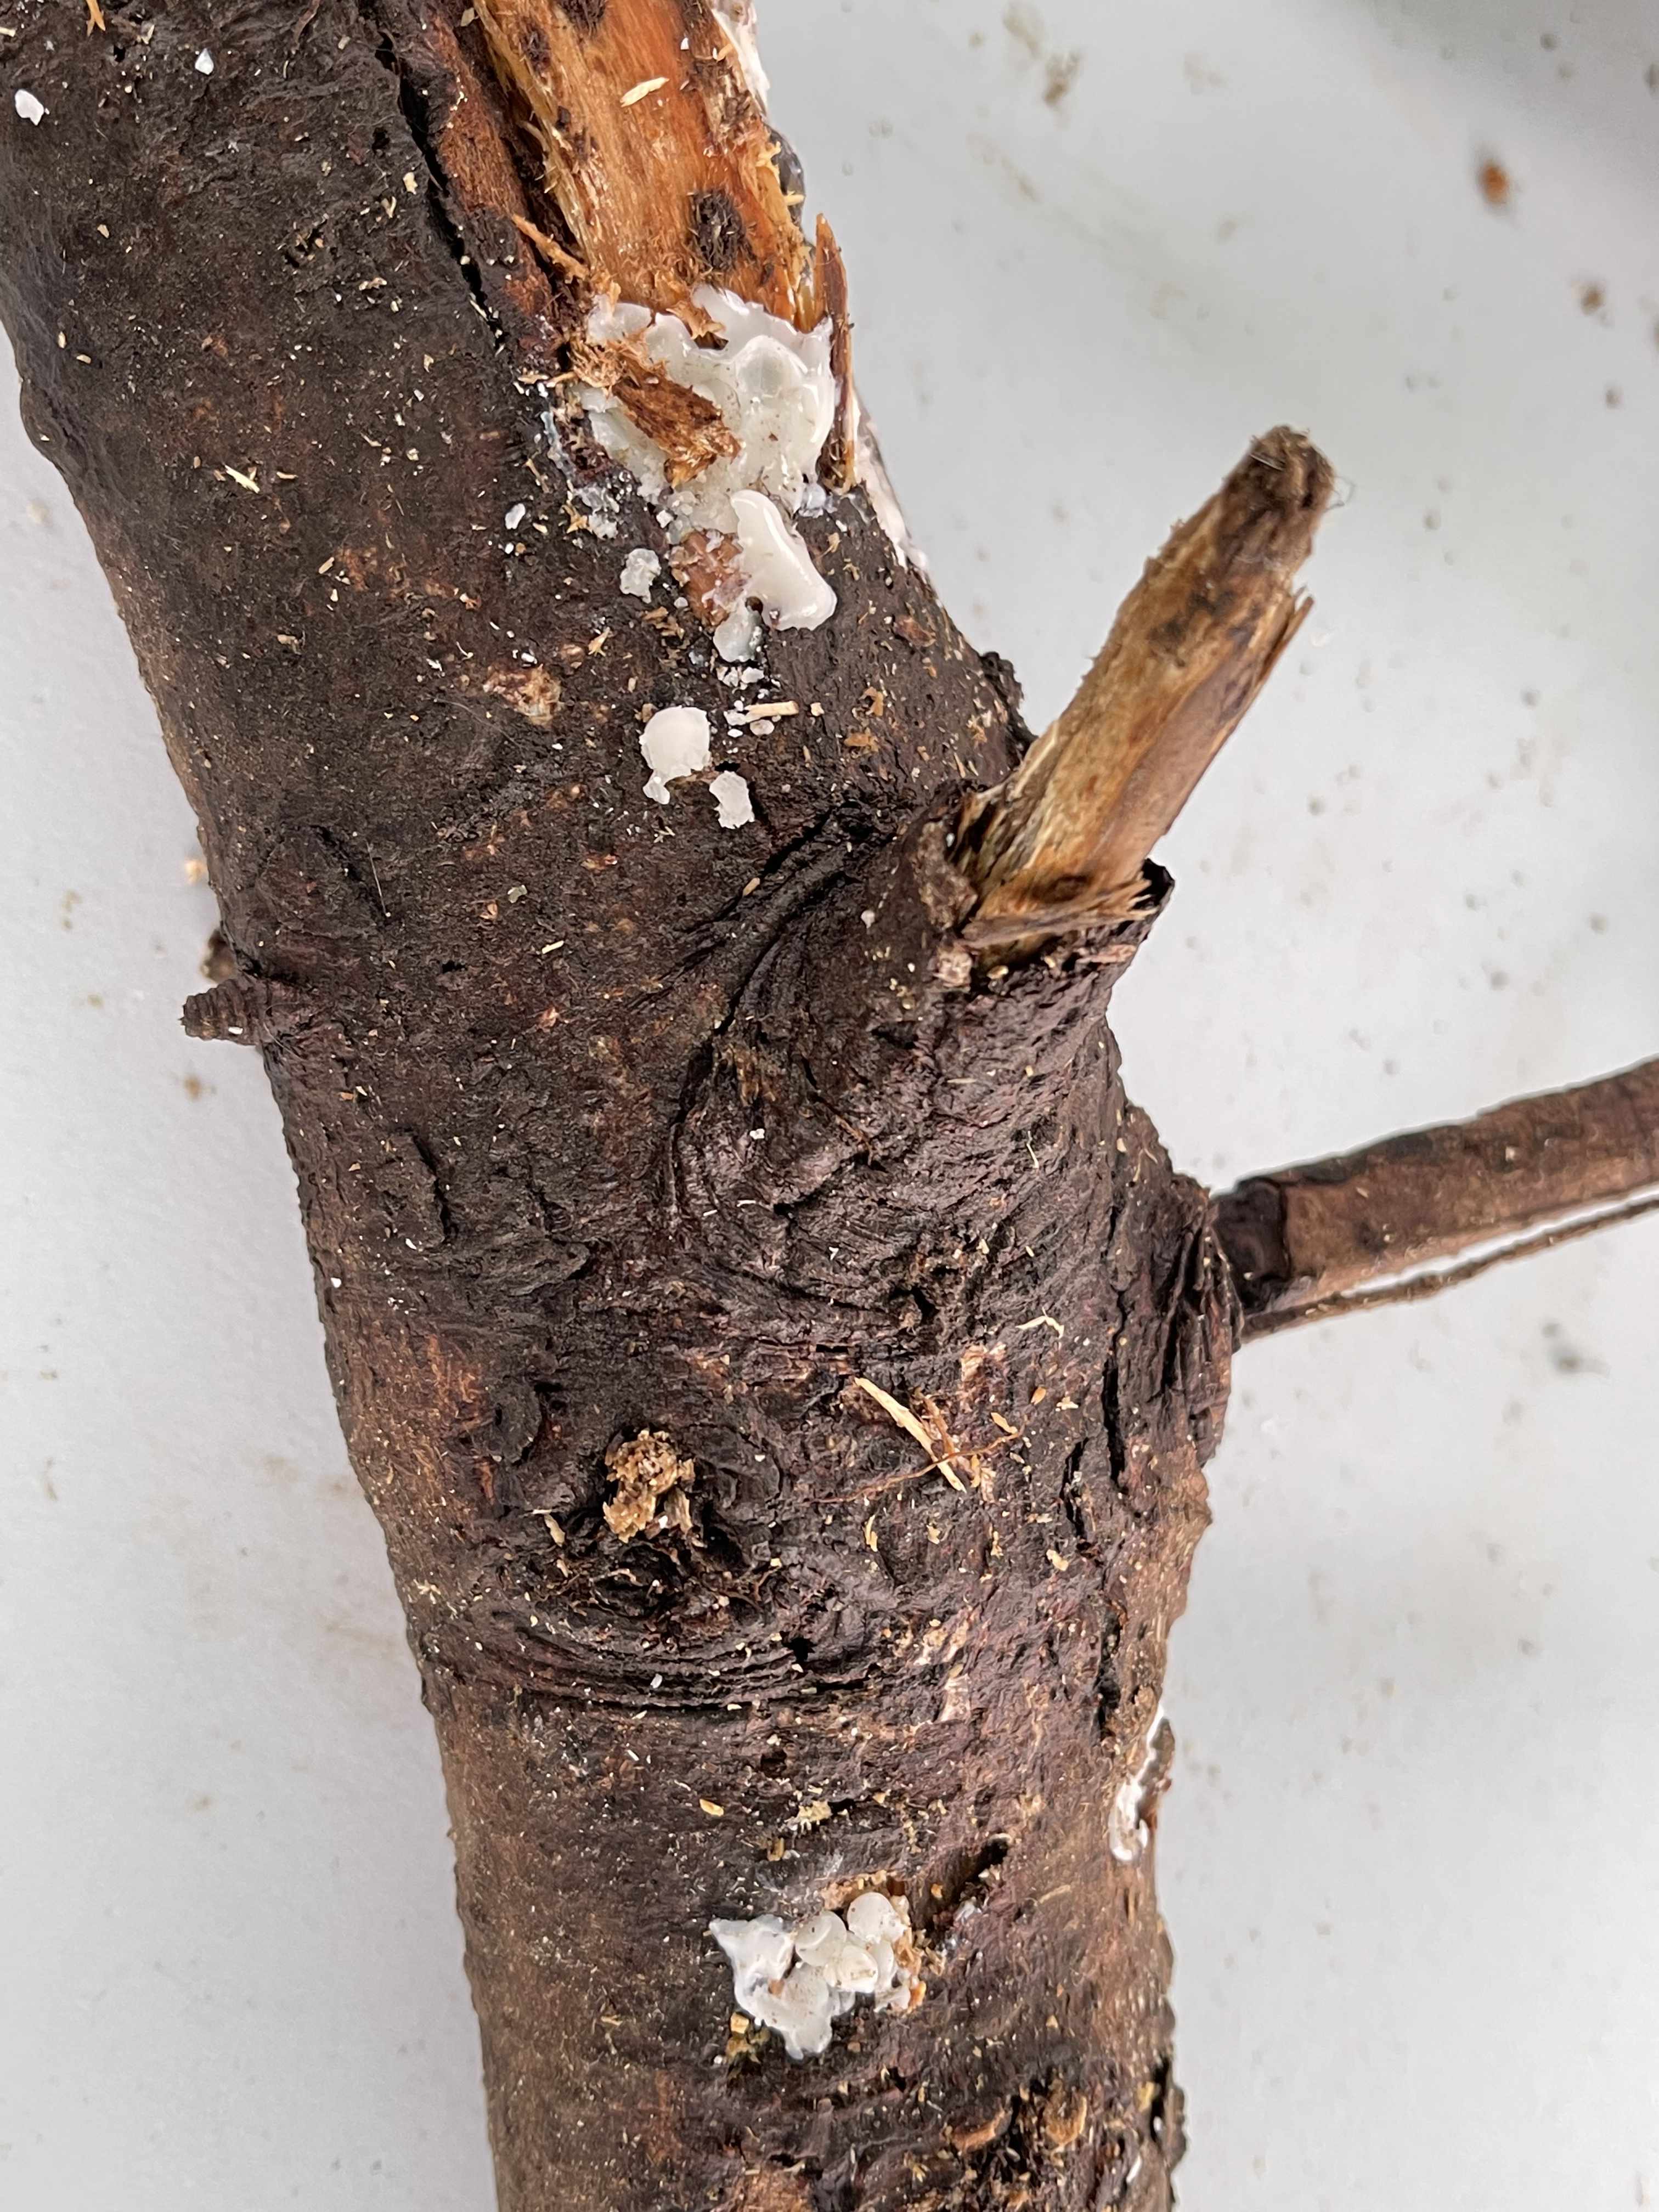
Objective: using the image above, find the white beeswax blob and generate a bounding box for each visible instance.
[710,1892,919,2061]
[620,548,661,600]
[729,489,836,633]
[640,707,712,806]
[580,287,838,660]
[709,771,754,831]
[582,288,834,529]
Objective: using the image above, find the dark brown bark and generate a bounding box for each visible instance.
[1,6,1648,2210]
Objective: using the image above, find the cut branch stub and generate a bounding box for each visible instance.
[1218,1056,1659,1336]
[959,428,1335,945]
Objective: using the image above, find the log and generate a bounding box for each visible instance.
[2,4,1651,2208]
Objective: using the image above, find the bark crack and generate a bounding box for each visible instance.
[355,0,506,336]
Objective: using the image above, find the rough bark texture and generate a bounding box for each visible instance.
[3,5,1650,2210]
[0,6,1222,2204]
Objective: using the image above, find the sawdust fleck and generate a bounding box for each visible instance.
[1477,157,1511,208]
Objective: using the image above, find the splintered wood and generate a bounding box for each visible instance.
[962,428,1335,943]
[472,0,814,324]
[569,328,742,484]
[603,1429,697,1541]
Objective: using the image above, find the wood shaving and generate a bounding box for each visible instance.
[853,1376,933,1455]
[603,1430,696,1542]
[507,209,589,281]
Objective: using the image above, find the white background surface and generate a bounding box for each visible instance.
[2,2,1656,2207]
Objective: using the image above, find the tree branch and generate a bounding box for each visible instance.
[14,0,1633,2199]
[1216,1058,1659,1339]
[0,5,1228,2205]
[957,428,1335,946]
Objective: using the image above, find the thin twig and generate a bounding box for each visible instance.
[1220,1055,1659,1338]
[1243,1190,1659,1340]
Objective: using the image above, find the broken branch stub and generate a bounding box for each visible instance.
[472,0,814,324]
[960,428,1335,944]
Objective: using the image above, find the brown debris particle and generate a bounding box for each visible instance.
[1043,2082,1090,2152]
[1477,157,1511,208]
[1043,51,1082,106]
[814,214,857,490]
[483,664,562,725]
[199,927,237,984]
[950,2109,1011,2155]
[574,332,742,487]
[1577,279,1606,315]
[727,2170,812,2212]
[689,188,749,273]
[672,528,748,635]
[602,1429,696,1541]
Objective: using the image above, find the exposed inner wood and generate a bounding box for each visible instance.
[960,430,1335,942]
[1216,1056,1659,1336]
[421,2,565,358]
[473,0,815,323]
